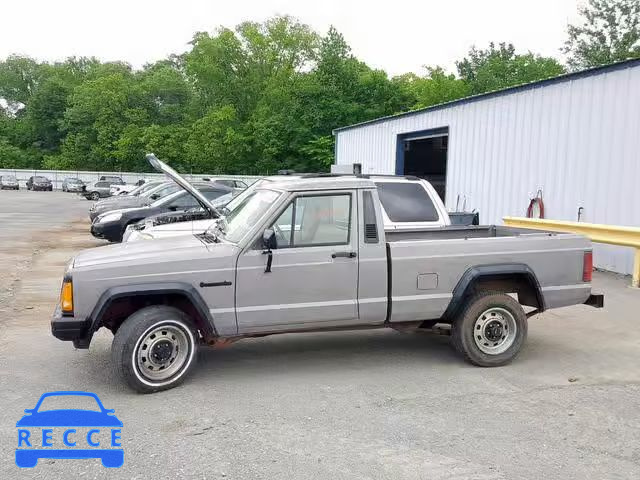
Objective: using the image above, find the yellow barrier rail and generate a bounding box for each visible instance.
[503,216,640,288]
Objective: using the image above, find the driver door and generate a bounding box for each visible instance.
[235,191,359,334]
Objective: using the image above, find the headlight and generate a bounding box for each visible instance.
[140,233,154,240]
[97,212,122,223]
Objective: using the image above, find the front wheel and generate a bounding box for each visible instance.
[111,306,199,393]
[90,191,100,201]
[451,291,527,367]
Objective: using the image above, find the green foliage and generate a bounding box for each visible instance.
[394,67,470,109]
[456,43,565,94]
[0,8,629,175]
[0,139,33,168]
[564,0,640,70]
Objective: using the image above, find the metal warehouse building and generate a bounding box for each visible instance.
[333,58,640,275]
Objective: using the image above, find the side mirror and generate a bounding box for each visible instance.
[262,229,277,251]
[150,194,159,200]
[262,229,276,273]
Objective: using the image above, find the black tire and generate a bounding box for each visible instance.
[451,291,527,367]
[111,306,199,393]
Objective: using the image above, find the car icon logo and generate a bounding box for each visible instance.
[16,391,123,468]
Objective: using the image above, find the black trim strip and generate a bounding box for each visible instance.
[200,281,232,287]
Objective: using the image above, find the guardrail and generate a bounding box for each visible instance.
[0,168,261,191]
[503,216,640,288]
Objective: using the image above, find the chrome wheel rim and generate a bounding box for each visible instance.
[473,307,517,355]
[135,322,192,382]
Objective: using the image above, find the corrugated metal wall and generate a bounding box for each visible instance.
[335,63,640,274]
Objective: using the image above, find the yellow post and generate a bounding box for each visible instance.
[633,249,640,289]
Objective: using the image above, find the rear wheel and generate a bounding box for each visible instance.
[111,306,199,393]
[451,292,527,367]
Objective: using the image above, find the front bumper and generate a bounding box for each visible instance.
[67,185,84,192]
[33,185,52,190]
[51,305,91,348]
[91,219,124,242]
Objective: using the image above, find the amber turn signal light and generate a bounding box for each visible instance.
[60,280,73,313]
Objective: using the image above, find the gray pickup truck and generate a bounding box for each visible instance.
[52,155,603,393]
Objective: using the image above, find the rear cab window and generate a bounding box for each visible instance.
[374,181,441,225]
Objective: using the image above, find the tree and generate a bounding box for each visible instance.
[394,67,470,109]
[564,0,640,70]
[0,139,31,168]
[0,55,43,110]
[456,42,565,94]
[185,106,251,174]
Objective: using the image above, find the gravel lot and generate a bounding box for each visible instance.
[1,189,639,479]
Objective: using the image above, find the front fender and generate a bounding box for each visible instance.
[89,282,217,338]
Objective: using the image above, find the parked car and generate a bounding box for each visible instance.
[99,175,124,185]
[81,181,120,200]
[90,183,233,242]
[88,181,177,221]
[61,177,85,192]
[123,192,236,242]
[110,179,146,196]
[26,176,52,191]
[0,175,19,190]
[51,154,604,393]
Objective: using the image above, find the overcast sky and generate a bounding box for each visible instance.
[1,0,582,76]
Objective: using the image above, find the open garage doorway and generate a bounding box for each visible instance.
[396,127,448,201]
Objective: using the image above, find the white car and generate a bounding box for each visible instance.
[110,180,150,196]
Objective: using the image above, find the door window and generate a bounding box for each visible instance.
[271,194,351,248]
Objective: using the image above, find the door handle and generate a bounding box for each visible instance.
[331,251,357,259]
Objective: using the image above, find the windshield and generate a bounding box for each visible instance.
[34,176,48,181]
[66,178,81,183]
[133,182,161,196]
[2,175,16,181]
[152,189,183,207]
[141,183,180,199]
[219,179,264,215]
[216,189,281,244]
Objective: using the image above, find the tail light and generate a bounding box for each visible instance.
[583,251,593,282]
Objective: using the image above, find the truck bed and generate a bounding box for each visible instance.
[385,225,592,323]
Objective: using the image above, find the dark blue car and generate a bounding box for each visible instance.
[16,391,123,468]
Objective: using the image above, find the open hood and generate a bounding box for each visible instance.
[146,153,220,218]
